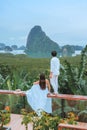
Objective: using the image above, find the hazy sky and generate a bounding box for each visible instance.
[0,0,87,47]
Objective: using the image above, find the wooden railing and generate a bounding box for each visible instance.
[47,93,87,101]
[0,89,26,96]
[47,93,87,130]
[1,90,87,130]
[58,122,87,130]
[0,90,87,101]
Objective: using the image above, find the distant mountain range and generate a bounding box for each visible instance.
[0,43,25,51]
[25,25,83,57]
[0,25,83,57]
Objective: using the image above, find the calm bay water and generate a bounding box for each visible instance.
[0,50,26,55]
[0,50,81,56]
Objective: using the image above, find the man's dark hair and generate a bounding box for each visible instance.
[51,51,57,57]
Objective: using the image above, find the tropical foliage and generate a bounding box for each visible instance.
[0,45,87,120]
[21,109,80,130]
[60,111,78,125]
[59,45,87,95]
[0,105,10,129]
[21,109,60,130]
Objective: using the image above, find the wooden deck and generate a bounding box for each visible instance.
[5,114,87,130]
[5,114,33,130]
[1,90,87,130]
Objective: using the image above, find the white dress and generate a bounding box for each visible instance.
[26,84,52,114]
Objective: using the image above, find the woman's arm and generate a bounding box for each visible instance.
[46,79,51,92]
[33,80,39,85]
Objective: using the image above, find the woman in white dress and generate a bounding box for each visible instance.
[25,73,52,114]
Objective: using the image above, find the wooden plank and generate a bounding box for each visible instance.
[58,122,87,130]
[5,114,33,130]
[1,90,87,101]
[47,93,87,101]
[0,90,26,96]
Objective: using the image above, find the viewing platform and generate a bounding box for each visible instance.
[0,90,87,130]
[5,114,33,130]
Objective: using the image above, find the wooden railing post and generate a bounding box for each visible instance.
[61,99,66,118]
[23,96,26,108]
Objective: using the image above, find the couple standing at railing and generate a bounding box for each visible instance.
[16,51,60,115]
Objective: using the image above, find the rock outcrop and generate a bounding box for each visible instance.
[26,25,60,58]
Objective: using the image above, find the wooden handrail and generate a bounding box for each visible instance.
[0,90,87,101]
[58,122,87,130]
[0,90,26,96]
[47,93,87,101]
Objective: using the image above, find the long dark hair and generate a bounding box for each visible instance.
[39,73,46,90]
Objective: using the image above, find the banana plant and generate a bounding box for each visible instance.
[58,45,87,117]
[59,45,87,95]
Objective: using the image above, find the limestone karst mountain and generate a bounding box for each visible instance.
[26,25,60,58]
